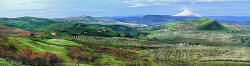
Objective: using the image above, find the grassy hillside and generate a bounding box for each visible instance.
[165,19,225,30]
[36,23,144,38]
[1,17,147,38]
[147,19,249,45]
[2,17,57,30]
[0,34,162,66]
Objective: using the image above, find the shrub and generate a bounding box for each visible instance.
[30,34,55,39]
[66,49,97,62]
[0,44,17,58]
[137,34,148,40]
[0,34,9,43]
[19,48,39,63]
[0,47,64,66]
[40,52,63,65]
[18,48,63,66]
[94,55,123,66]
[65,46,88,51]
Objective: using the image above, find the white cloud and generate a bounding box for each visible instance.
[124,0,158,7]
[124,0,250,7]
[130,3,147,7]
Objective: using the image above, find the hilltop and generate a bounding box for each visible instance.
[165,19,225,30]
[1,17,58,30]
[202,16,250,28]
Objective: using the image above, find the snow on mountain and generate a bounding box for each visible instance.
[174,9,202,17]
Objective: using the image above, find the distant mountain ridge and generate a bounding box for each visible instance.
[104,15,200,26]
[52,16,147,27]
[104,15,250,28]
[1,15,249,28]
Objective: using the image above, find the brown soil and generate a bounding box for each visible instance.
[0,26,31,36]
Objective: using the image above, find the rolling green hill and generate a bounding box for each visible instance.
[0,33,160,66]
[165,19,225,30]
[147,19,249,46]
[1,17,147,38]
[36,23,141,37]
[2,17,58,30]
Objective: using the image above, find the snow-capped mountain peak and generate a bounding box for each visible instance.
[174,9,202,17]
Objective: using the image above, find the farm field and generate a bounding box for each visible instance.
[64,35,175,48]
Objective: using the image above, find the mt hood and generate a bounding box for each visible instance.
[174,9,202,17]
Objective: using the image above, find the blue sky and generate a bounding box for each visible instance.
[0,0,250,18]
